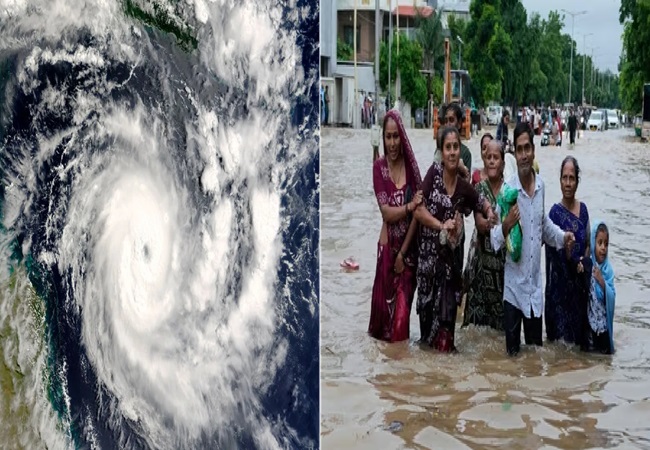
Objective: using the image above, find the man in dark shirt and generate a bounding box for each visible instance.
[496,110,510,151]
[568,109,578,147]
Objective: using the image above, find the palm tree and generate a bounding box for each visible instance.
[416,8,446,115]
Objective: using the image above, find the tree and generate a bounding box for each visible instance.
[465,0,505,105]
[500,0,529,106]
[379,32,428,109]
[619,0,650,114]
[447,13,468,70]
[416,10,446,78]
[336,38,353,61]
[415,10,446,107]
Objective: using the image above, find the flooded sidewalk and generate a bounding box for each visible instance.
[320,125,650,449]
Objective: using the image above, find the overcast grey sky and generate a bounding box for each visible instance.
[520,0,623,74]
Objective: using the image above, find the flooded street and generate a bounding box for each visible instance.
[320,124,650,449]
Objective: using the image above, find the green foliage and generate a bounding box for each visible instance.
[415,11,446,106]
[416,11,445,75]
[447,14,468,70]
[372,0,620,109]
[465,1,503,105]
[337,38,353,61]
[453,0,619,108]
[123,0,198,51]
[379,33,428,109]
[618,0,650,113]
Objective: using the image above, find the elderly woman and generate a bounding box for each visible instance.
[415,126,496,352]
[545,156,592,348]
[368,109,423,342]
[471,133,494,186]
[462,139,506,330]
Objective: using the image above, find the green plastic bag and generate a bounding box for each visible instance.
[497,185,522,262]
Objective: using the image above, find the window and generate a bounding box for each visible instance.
[343,26,361,49]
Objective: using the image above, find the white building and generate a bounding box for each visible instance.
[320,0,433,128]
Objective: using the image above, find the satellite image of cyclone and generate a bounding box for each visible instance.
[0,0,319,449]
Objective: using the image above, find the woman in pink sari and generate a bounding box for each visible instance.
[368,109,423,342]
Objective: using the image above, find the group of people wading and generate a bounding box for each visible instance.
[368,105,616,356]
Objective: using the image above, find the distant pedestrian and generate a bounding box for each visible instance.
[324,86,330,125]
[568,109,578,146]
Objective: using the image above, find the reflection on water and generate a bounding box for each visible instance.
[321,127,650,449]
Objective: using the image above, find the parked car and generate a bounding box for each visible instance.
[598,109,609,130]
[606,109,619,128]
[487,105,503,125]
[588,110,606,131]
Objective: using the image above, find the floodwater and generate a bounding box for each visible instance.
[320,124,650,450]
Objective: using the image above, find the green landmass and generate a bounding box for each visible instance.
[0,267,51,449]
[123,0,198,51]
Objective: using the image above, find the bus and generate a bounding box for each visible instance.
[450,70,475,110]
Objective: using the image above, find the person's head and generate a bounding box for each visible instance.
[502,110,510,125]
[513,121,535,177]
[552,110,557,119]
[480,133,493,161]
[382,110,403,163]
[560,156,580,201]
[442,103,463,130]
[484,139,505,182]
[594,222,609,264]
[438,125,461,172]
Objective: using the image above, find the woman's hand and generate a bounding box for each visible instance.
[413,190,423,207]
[442,218,456,231]
[577,256,584,273]
[394,252,405,274]
[593,266,605,289]
[486,207,497,227]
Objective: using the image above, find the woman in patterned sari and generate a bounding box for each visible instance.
[545,156,592,348]
[462,139,506,330]
[368,109,423,342]
[414,126,497,352]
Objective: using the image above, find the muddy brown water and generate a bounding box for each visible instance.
[321,125,650,450]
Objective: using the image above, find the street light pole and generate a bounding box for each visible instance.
[374,0,380,112]
[590,49,598,106]
[457,36,464,70]
[561,9,587,104]
[388,0,392,109]
[581,33,593,106]
[353,0,358,127]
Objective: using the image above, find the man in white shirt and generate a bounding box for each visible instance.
[491,122,575,356]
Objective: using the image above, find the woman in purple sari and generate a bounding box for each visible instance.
[414,126,496,352]
[368,109,423,342]
[545,156,592,348]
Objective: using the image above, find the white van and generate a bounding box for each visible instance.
[487,105,503,125]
